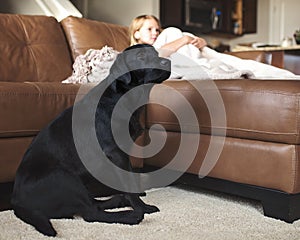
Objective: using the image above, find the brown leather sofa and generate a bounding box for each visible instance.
[1,13,300,223]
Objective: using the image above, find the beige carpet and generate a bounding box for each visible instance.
[1,185,300,240]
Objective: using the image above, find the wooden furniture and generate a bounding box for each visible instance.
[233,44,300,74]
[284,50,300,75]
[228,50,284,69]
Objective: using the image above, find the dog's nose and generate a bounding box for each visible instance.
[160,59,170,67]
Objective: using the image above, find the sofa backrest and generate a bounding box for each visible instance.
[0,14,73,83]
[61,16,130,61]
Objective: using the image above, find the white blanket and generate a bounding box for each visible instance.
[201,46,300,80]
[166,46,300,80]
[63,44,300,84]
[153,27,300,80]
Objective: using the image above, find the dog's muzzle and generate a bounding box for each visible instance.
[160,58,170,67]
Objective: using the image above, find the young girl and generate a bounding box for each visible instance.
[129,15,299,80]
[129,15,207,58]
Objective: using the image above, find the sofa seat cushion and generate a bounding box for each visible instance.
[0,82,86,137]
[144,131,300,194]
[0,14,73,82]
[146,79,300,144]
[61,16,130,60]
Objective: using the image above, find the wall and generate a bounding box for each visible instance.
[0,0,299,49]
[0,0,81,20]
[0,0,44,14]
[81,0,300,48]
[268,0,300,44]
[85,0,159,26]
[75,0,300,48]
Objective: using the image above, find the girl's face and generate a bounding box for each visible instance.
[134,18,160,45]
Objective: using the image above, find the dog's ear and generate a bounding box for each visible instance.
[110,72,131,92]
[109,51,132,92]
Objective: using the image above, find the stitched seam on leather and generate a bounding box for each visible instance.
[291,146,297,193]
[292,98,300,193]
[0,92,78,96]
[24,82,43,94]
[296,97,300,145]
[0,130,39,135]
[146,121,297,135]
[160,87,300,97]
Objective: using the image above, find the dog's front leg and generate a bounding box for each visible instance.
[93,194,129,210]
[102,151,159,214]
[124,193,159,214]
[82,204,144,225]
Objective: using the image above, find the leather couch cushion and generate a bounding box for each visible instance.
[144,131,300,194]
[0,82,89,137]
[146,79,300,144]
[0,14,73,82]
[61,16,130,60]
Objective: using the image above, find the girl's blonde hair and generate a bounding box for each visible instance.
[129,15,162,46]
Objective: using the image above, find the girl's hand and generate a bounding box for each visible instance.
[159,35,207,57]
[190,37,207,49]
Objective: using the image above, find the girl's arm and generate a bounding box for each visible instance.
[158,35,207,57]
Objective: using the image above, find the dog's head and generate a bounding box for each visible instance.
[109,44,171,92]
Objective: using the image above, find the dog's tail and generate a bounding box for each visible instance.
[13,205,57,237]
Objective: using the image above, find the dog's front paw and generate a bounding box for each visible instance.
[142,204,160,214]
[139,192,146,197]
[122,211,144,225]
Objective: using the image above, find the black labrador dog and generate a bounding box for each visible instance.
[11,44,171,237]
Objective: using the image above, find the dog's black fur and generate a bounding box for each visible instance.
[11,44,171,237]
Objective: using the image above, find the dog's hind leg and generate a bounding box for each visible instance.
[13,206,56,237]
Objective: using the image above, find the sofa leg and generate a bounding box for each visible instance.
[261,193,300,223]
[0,182,14,211]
